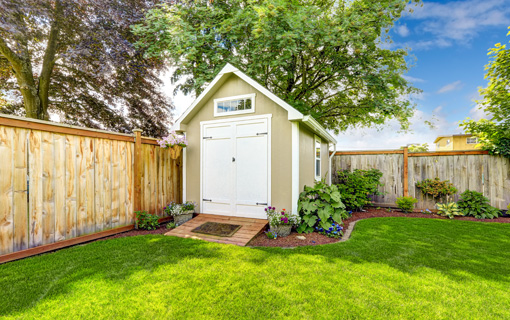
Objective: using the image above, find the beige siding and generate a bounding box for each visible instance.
[298,125,331,190]
[182,74,292,212]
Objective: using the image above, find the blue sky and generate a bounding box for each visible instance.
[165,0,510,151]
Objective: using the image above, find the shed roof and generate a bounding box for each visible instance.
[173,63,337,144]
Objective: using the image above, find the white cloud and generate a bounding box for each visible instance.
[335,108,461,151]
[404,0,510,49]
[402,75,425,83]
[437,80,463,94]
[469,105,491,121]
[395,24,410,37]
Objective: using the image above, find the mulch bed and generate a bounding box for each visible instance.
[95,209,510,247]
[98,222,172,241]
[247,208,510,248]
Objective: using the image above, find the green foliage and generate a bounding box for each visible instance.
[436,202,463,219]
[166,222,177,229]
[396,196,418,213]
[297,181,347,234]
[133,0,422,133]
[401,143,429,152]
[460,27,510,158]
[135,211,160,230]
[416,178,457,202]
[457,190,501,219]
[336,169,384,211]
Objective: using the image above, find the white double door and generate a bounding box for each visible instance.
[201,117,270,219]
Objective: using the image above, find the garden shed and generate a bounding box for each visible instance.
[173,63,337,219]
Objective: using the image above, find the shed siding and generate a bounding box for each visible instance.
[299,125,331,190]
[182,74,292,213]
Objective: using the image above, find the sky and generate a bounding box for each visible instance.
[162,0,510,151]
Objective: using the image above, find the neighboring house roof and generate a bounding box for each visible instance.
[173,63,337,144]
[434,134,473,143]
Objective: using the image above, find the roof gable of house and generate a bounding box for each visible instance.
[173,63,336,144]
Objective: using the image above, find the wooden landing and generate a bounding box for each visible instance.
[165,214,268,246]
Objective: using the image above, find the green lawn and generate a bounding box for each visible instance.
[2,218,510,319]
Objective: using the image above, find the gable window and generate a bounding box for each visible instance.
[467,137,478,144]
[315,135,321,181]
[446,139,451,145]
[436,142,440,148]
[214,94,256,117]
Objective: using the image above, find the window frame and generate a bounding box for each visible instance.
[213,93,256,117]
[466,137,478,144]
[314,135,321,181]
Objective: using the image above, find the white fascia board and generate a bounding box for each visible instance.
[173,64,236,131]
[233,71,303,121]
[302,115,337,144]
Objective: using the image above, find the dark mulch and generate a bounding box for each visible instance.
[98,222,173,241]
[95,209,510,247]
[248,208,510,248]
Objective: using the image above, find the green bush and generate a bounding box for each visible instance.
[135,211,160,230]
[396,196,418,213]
[336,169,384,211]
[297,181,347,237]
[457,190,500,219]
[436,202,463,219]
[416,177,457,202]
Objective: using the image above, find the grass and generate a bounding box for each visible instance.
[2,217,510,319]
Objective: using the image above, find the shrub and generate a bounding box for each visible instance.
[416,177,457,202]
[265,207,300,228]
[135,211,160,230]
[297,181,347,237]
[396,196,418,213]
[264,229,277,239]
[436,202,463,219]
[457,190,501,219]
[336,169,384,211]
[166,222,176,229]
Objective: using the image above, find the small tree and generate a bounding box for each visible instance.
[460,27,510,158]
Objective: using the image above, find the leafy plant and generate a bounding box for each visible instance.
[265,207,300,228]
[264,229,277,239]
[436,202,463,219]
[336,169,384,211]
[396,196,418,213]
[166,222,177,229]
[457,190,501,219]
[297,181,347,234]
[416,178,457,202]
[135,211,160,230]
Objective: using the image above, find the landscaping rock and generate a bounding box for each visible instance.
[296,236,306,240]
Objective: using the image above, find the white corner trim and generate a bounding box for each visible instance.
[302,115,337,144]
[291,121,300,215]
[213,93,256,117]
[182,133,187,202]
[328,142,336,185]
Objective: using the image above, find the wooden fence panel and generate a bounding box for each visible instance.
[0,127,14,255]
[333,151,510,210]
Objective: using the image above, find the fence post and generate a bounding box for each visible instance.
[133,129,142,217]
[403,146,409,197]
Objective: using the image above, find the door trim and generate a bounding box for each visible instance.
[200,114,272,218]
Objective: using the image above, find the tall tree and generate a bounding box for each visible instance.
[133,0,421,133]
[0,0,172,136]
[461,27,510,158]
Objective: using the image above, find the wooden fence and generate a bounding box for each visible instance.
[0,115,181,263]
[332,149,510,210]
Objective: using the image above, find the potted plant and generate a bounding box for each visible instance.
[265,207,300,237]
[164,201,196,226]
[157,131,188,160]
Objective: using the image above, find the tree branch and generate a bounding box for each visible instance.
[0,37,23,70]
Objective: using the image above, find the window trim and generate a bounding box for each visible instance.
[314,135,321,181]
[466,137,478,144]
[213,93,256,117]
